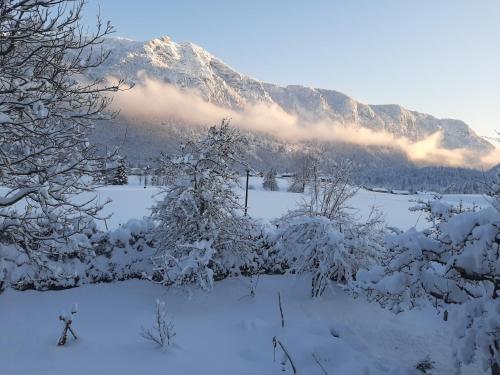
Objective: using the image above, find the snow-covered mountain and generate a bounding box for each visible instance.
[91,36,491,154]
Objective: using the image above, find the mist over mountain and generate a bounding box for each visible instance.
[88,36,498,190]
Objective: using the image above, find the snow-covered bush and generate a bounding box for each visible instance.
[270,213,384,297]
[271,160,384,297]
[415,356,435,373]
[141,299,176,348]
[357,193,499,374]
[151,120,262,290]
[0,219,156,292]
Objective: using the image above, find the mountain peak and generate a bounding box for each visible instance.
[95,36,493,155]
[153,35,172,43]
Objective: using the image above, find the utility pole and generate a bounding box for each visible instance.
[244,169,250,216]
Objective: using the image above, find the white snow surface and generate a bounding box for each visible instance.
[0,177,492,375]
[2,177,487,231]
[0,276,483,375]
[93,176,490,230]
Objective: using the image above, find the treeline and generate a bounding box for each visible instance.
[126,155,497,194]
[355,165,496,194]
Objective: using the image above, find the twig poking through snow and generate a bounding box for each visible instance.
[278,292,285,328]
[312,353,329,375]
[272,336,298,374]
[238,275,260,301]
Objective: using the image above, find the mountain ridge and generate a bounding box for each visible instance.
[88,35,495,167]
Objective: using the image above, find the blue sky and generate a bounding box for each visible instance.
[83,0,499,140]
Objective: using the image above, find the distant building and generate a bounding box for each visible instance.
[369,187,389,193]
[390,189,410,195]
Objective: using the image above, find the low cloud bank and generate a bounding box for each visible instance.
[111,75,499,169]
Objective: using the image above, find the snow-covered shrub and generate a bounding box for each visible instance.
[141,299,176,348]
[239,275,260,300]
[0,219,156,292]
[151,120,262,290]
[270,213,384,297]
[357,194,499,374]
[271,157,383,297]
[90,218,156,281]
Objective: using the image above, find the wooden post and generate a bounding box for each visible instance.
[244,169,250,216]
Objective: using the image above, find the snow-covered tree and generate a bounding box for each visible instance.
[151,120,260,290]
[263,169,279,191]
[94,150,128,185]
[357,192,499,374]
[272,158,383,297]
[111,156,128,185]
[288,153,318,193]
[95,157,108,185]
[488,166,500,212]
[0,0,121,275]
[304,159,359,221]
[150,155,170,186]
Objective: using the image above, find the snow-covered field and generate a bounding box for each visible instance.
[0,276,482,375]
[95,176,490,230]
[0,177,493,375]
[2,176,488,231]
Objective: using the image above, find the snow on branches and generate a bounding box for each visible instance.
[357,193,499,374]
[271,214,383,297]
[263,169,279,191]
[140,299,176,348]
[271,158,384,297]
[151,120,261,290]
[0,0,124,273]
[0,218,156,292]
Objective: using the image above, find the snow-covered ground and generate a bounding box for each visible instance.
[2,176,488,231]
[0,276,482,375]
[0,177,492,375]
[95,176,490,230]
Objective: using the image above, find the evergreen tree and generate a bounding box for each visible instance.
[112,157,128,185]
